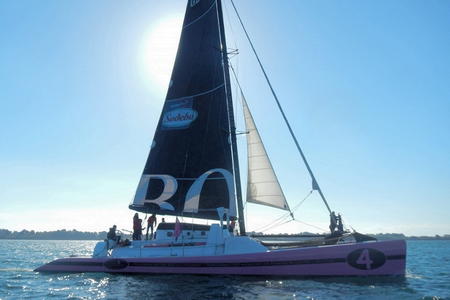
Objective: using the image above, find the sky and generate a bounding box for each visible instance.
[1,0,449,236]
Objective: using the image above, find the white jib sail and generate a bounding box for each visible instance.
[243,98,290,211]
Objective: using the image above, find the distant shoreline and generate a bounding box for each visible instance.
[255,233,450,241]
[1,228,449,241]
[0,229,107,240]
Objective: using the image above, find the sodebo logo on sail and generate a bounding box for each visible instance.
[162,108,198,129]
[162,98,198,130]
[162,108,197,128]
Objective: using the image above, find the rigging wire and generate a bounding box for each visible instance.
[228,60,323,233]
[229,0,334,218]
[228,54,250,229]
[292,219,328,233]
[229,62,292,231]
[259,219,294,233]
[253,215,292,233]
[290,190,313,213]
[222,0,239,51]
[216,0,246,235]
[251,190,314,233]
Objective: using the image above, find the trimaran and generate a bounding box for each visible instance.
[36,0,406,276]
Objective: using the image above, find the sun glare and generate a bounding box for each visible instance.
[140,16,183,94]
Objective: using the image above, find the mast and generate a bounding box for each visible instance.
[217,0,246,235]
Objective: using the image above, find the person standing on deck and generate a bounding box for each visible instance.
[329,211,337,233]
[336,214,344,233]
[228,217,236,233]
[133,213,143,240]
[146,214,157,240]
[137,218,144,240]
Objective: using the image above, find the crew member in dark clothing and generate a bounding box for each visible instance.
[107,225,119,242]
[137,219,144,240]
[106,225,120,249]
[133,213,143,240]
[337,214,344,233]
[146,214,157,240]
[228,217,236,233]
[329,211,337,233]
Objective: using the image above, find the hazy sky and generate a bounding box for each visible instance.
[1,0,449,236]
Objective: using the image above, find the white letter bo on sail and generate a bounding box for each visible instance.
[184,168,236,217]
[133,174,177,211]
[133,169,236,215]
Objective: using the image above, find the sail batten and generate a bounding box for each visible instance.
[166,83,225,102]
[243,97,290,212]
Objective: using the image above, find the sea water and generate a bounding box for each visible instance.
[0,240,449,299]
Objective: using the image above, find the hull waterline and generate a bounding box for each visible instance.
[35,240,406,276]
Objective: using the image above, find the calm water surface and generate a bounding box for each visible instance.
[0,240,449,299]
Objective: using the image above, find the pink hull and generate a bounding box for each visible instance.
[35,240,406,276]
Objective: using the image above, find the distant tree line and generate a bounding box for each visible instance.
[0,229,107,240]
[368,233,450,240]
[1,228,449,240]
[249,231,450,241]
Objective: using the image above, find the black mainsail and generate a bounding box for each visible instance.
[130,0,239,221]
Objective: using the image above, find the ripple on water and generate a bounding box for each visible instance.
[0,240,449,299]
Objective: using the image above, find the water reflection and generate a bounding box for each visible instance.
[1,240,449,299]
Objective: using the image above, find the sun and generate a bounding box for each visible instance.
[140,16,184,93]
